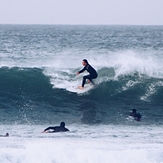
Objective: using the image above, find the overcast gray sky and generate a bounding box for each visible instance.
[0,0,163,25]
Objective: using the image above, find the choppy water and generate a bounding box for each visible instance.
[0,25,163,163]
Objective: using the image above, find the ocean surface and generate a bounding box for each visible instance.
[0,25,163,162]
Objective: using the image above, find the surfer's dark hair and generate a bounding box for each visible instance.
[83,59,88,64]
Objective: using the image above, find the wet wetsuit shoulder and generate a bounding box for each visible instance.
[79,64,97,76]
[54,127,69,132]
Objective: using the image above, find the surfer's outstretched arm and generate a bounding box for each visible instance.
[77,67,86,75]
[78,67,86,74]
[42,127,55,133]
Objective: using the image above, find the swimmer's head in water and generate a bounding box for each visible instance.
[60,122,65,127]
[6,133,9,137]
[132,108,137,113]
[82,59,88,66]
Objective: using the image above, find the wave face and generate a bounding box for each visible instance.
[0,25,163,125]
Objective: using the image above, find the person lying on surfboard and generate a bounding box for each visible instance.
[76,59,98,89]
[0,133,9,137]
[42,122,69,133]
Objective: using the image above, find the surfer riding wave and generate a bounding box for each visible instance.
[76,59,98,89]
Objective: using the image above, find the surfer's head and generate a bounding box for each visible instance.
[132,108,137,113]
[60,122,65,127]
[6,133,9,137]
[82,59,88,66]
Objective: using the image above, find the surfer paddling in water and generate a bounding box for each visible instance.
[42,122,69,133]
[76,59,98,89]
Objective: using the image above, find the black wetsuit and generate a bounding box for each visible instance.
[78,64,98,87]
[130,112,141,121]
[44,126,69,133]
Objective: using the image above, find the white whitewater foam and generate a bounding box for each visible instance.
[0,125,163,163]
[42,50,163,94]
[141,81,163,101]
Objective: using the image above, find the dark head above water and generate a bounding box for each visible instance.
[60,122,65,127]
[0,133,9,137]
[132,108,137,113]
[6,133,9,137]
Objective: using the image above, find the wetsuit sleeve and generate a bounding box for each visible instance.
[44,127,55,132]
[78,67,86,74]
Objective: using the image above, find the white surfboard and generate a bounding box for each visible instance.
[67,84,94,94]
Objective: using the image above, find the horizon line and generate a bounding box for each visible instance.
[0,23,163,26]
